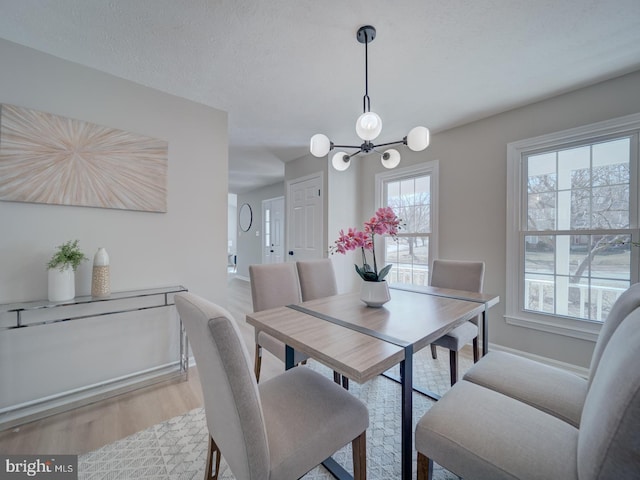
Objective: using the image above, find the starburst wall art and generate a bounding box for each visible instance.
[0,104,168,212]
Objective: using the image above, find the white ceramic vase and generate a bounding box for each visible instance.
[360,280,391,308]
[48,265,75,302]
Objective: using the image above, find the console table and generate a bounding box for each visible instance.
[0,286,189,430]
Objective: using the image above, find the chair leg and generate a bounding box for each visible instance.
[205,435,221,480]
[430,344,438,359]
[417,452,433,480]
[473,337,479,363]
[449,350,458,386]
[352,431,367,480]
[254,344,262,382]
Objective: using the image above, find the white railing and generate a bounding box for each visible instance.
[390,264,429,286]
[524,278,626,321]
[392,265,626,322]
[393,265,625,321]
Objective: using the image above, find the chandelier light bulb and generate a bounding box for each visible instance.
[406,126,430,152]
[355,112,382,141]
[310,133,331,157]
[331,151,351,171]
[381,149,401,169]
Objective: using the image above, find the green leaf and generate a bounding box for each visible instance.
[47,239,88,272]
[362,271,378,281]
[378,264,393,281]
[354,264,367,281]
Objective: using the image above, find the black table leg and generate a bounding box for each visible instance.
[285,345,295,370]
[400,345,413,480]
[322,457,352,480]
[482,310,488,356]
[381,372,441,401]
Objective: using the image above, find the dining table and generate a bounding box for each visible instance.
[246,284,499,480]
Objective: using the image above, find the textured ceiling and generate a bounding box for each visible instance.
[1,0,640,193]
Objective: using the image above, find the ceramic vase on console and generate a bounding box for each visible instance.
[48,266,75,302]
[360,280,391,308]
[91,247,111,297]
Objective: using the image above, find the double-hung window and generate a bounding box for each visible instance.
[506,113,640,339]
[375,161,439,286]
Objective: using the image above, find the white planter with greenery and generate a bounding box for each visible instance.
[48,266,76,302]
[47,240,88,302]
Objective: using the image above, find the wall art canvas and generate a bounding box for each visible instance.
[0,104,168,212]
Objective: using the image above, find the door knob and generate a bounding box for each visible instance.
[288,251,294,256]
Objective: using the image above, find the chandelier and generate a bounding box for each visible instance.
[310,25,430,171]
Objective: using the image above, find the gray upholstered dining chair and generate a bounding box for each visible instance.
[415,298,640,480]
[175,292,369,480]
[296,258,347,389]
[249,263,309,382]
[429,259,485,385]
[462,280,640,427]
[296,258,339,302]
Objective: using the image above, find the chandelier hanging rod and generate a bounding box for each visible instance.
[362,25,372,114]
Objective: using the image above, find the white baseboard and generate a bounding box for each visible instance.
[488,343,590,378]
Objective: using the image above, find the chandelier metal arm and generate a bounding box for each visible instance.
[372,139,407,149]
[328,139,405,152]
[345,148,364,160]
[332,144,362,150]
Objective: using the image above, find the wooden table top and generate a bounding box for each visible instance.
[246,304,405,383]
[246,289,485,384]
[390,284,500,309]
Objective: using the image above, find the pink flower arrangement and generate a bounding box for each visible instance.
[331,207,401,282]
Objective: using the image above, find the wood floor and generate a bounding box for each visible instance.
[0,275,283,455]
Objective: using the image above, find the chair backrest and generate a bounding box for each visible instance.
[577,304,640,479]
[175,293,270,480]
[430,259,485,326]
[430,259,485,292]
[296,259,339,301]
[588,282,640,386]
[249,262,302,312]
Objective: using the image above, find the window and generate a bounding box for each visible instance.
[507,113,640,339]
[376,161,439,286]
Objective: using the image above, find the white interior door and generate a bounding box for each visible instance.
[262,196,285,264]
[287,173,323,261]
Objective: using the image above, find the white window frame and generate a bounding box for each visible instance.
[506,113,640,341]
[375,160,439,285]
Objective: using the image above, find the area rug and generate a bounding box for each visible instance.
[79,349,468,479]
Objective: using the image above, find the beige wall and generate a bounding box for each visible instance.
[358,69,640,369]
[327,156,363,293]
[0,39,228,409]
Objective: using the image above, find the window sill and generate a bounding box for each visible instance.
[505,313,602,342]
